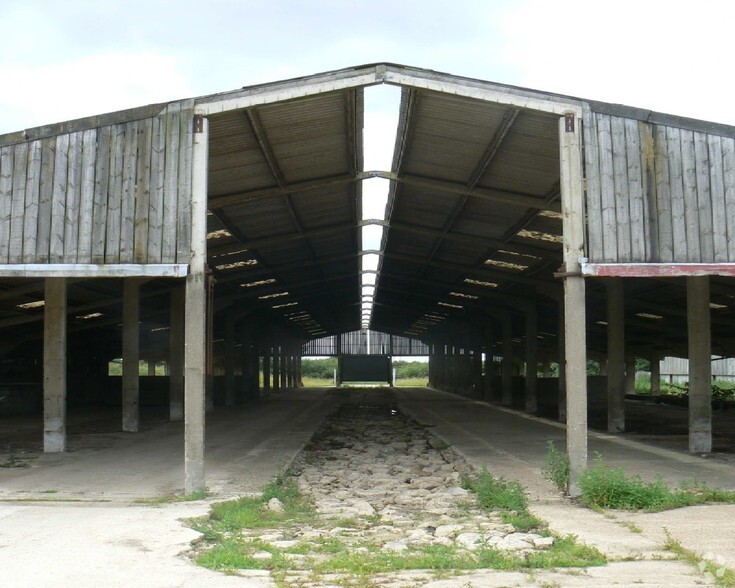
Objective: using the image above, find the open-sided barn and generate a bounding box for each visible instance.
[1,63,733,493]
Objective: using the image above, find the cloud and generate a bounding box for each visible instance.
[0,52,192,133]
[500,0,735,125]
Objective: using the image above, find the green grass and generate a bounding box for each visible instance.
[579,456,735,511]
[300,376,334,387]
[197,533,605,577]
[192,469,605,583]
[634,375,735,399]
[299,376,429,388]
[191,474,313,542]
[543,443,735,511]
[462,467,543,532]
[393,377,429,387]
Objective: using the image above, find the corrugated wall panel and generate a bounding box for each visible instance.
[0,108,193,265]
[301,330,429,356]
[585,112,735,263]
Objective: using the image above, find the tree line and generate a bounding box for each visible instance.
[301,358,428,379]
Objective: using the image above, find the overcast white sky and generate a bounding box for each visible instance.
[1,0,734,134]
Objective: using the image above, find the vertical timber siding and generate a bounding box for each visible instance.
[584,111,735,263]
[0,106,193,265]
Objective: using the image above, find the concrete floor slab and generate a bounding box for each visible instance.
[2,386,735,586]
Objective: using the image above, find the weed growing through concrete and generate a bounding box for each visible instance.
[663,533,735,587]
[542,441,570,492]
[543,442,735,511]
[580,457,735,511]
[461,467,542,532]
[135,488,210,506]
[616,520,643,534]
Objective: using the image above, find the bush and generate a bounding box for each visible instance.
[301,358,338,380]
[393,361,429,379]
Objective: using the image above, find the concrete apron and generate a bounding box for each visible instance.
[0,389,339,588]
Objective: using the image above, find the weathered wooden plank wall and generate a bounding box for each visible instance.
[0,107,193,265]
[584,111,735,263]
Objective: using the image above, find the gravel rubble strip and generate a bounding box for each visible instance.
[241,401,562,586]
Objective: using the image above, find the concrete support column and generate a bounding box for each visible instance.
[525,304,538,414]
[43,278,67,453]
[224,315,236,406]
[452,347,460,392]
[606,278,625,433]
[560,111,587,496]
[473,348,482,397]
[289,353,295,387]
[687,276,712,453]
[501,316,514,406]
[564,276,588,496]
[280,351,287,389]
[263,347,271,392]
[443,345,450,390]
[272,347,280,390]
[255,347,263,395]
[184,113,208,495]
[205,274,215,413]
[122,279,140,433]
[147,361,156,376]
[484,325,495,401]
[650,352,661,395]
[625,354,636,396]
[238,329,248,402]
[169,285,184,421]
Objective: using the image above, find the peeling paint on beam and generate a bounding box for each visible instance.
[581,263,735,278]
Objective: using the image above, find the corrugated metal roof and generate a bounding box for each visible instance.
[1,63,735,362]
